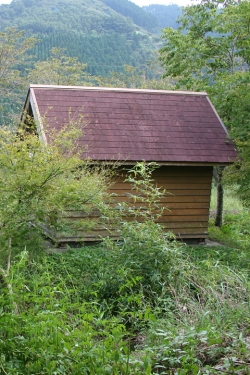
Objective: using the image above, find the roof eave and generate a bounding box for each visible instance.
[87,160,235,166]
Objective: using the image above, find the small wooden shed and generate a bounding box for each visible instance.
[22,85,237,243]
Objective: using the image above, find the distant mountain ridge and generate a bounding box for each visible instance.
[0,0,181,76]
[143,4,181,30]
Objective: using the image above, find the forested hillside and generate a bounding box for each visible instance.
[30,32,144,76]
[0,0,160,76]
[102,0,160,33]
[0,0,180,76]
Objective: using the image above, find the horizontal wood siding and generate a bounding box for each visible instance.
[53,166,213,243]
[108,165,212,239]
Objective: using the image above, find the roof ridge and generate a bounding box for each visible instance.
[29,84,208,96]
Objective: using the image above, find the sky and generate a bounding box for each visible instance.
[0,0,192,6]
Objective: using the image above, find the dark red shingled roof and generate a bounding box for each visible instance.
[26,85,237,164]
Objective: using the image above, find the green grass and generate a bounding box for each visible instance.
[187,240,250,270]
[210,185,243,212]
[209,210,250,252]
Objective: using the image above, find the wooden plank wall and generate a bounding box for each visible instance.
[53,165,213,243]
[109,165,213,240]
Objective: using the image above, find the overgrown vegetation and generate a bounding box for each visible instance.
[1,215,249,374]
[1,162,249,374]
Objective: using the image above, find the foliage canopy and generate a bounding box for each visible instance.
[0,117,110,259]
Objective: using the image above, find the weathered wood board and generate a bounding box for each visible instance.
[48,165,213,244]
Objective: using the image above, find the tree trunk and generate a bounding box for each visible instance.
[214,167,224,227]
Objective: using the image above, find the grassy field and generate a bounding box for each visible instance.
[210,185,243,212]
[0,188,249,374]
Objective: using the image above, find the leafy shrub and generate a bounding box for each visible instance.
[0,252,152,374]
